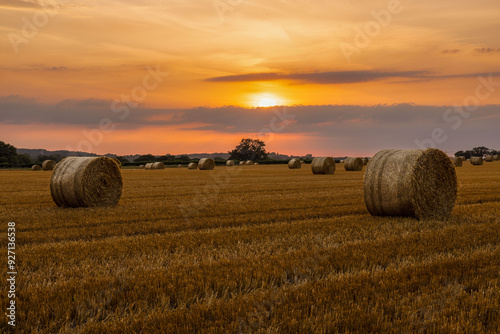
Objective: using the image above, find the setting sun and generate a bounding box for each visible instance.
[251,94,283,107]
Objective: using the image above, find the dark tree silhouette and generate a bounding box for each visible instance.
[228,138,268,161]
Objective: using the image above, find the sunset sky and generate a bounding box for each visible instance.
[1,0,499,156]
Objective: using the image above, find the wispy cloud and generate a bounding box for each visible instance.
[206,70,500,84]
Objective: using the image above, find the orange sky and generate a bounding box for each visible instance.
[1,0,500,156]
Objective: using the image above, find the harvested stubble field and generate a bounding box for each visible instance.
[1,162,500,333]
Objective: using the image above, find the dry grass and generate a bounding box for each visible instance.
[1,162,499,333]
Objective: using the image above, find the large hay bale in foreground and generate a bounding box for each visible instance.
[485,155,494,162]
[364,148,457,219]
[199,158,215,170]
[470,157,483,165]
[145,163,153,170]
[245,160,253,165]
[450,157,463,167]
[226,160,235,166]
[188,162,198,169]
[311,157,335,174]
[344,157,363,171]
[151,162,165,169]
[32,165,42,171]
[50,156,123,207]
[288,158,301,169]
[42,160,57,171]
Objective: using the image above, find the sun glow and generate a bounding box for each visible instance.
[251,93,283,107]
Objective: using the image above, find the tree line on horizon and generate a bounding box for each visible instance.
[1,140,496,168]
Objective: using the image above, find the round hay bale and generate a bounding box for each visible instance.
[288,158,301,169]
[470,157,483,165]
[362,158,369,165]
[311,157,336,174]
[32,165,42,171]
[239,161,245,165]
[42,160,57,171]
[145,163,153,170]
[50,156,123,208]
[450,157,463,167]
[245,160,253,165]
[112,158,122,168]
[177,164,183,168]
[485,155,494,162]
[199,158,215,170]
[138,164,145,169]
[151,162,165,169]
[254,162,259,165]
[226,160,235,166]
[344,157,363,171]
[493,155,500,161]
[188,162,198,169]
[340,160,344,163]
[458,156,467,161]
[363,148,457,219]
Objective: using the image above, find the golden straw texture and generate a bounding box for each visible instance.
[311,157,336,174]
[288,159,301,169]
[344,157,363,171]
[50,156,123,208]
[42,160,57,171]
[363,148,457,219]
[199,158,215,170]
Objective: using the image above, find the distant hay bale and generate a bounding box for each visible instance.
[362,158,369,165]
[239,161,245,165]
[226,160,235,166]
[50,156,123,207]
[245,160,253,165]
[139,164,145,169]
[450,157,463,167]
[344,157,363,171]
[485,155,494,162]
[364,148,457,219]
[188,162,198,169]
[145,163,153,170]
[199,158,215,170]
[311,157,336,174]
[254,162,259,165]
[340,160,344,163]
[112,158,122,168]
[470,157,483,165]
[459,156,466,161]
[152,162,165,169]
[32,165,42,171]
[288,158,301,169]
[42,160,56,171]
[177,164,183,168]
[493,155,500,161]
